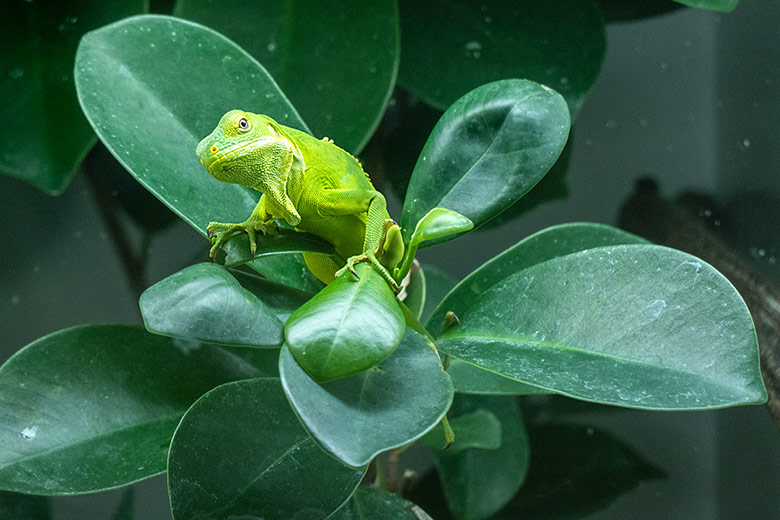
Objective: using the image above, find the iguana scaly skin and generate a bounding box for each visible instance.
[196,110,404,291]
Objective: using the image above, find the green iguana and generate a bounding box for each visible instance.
[196,110,404,291]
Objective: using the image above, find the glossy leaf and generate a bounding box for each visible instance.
[250,254,326,294]
[0,1,145,194]
[222,228,334,267]
[331,487,433,520]
[447,359,547,396]
[398,0,605,116]
[0,491,50,520]
[498,424,664,519]
[431,395,529,520]
[284,263,405,381]
[438,244,766,409]
[140,263,284,347]
[176,0,399,153]
[280,329,453,467]
[672,0,738,12]
[230,268,313,322]
[0,325,268,495]
[427,223,648,337]
[410,208,474,247]
[75,14,311,288]
[168,378,365,520]
[400,80,570,244]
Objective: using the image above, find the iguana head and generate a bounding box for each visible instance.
[196,110,293,187]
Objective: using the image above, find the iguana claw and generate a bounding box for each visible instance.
[206,219,277,260]
[335,252,401,293]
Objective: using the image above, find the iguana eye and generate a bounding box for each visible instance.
[238,117,250,131]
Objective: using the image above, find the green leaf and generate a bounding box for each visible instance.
[431,395,529,520]
[398,0,605,117]
[331,487,433,520]
[423,409,502,453]
[0,1,146,194]
[403,264,426,320]
[229,268,313,322]
[221,228,334,268]
[140,263,284,347]
[280,329,453,467]
[447,359,547,396]
[74,14,308,238]
[498,424,664,519]
[438,244,767,410]
[284,263,405,381]
[427,223,648,337]
[175,0,399,153]
[410,208,474,247]
[0,491,50,520]
[400,80,570,244]
[672,0,738,12]
[168,378,365,520]
[0,325,267,495]
[249,254,326,294]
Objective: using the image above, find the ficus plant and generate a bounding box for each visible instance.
[0,0,762,519]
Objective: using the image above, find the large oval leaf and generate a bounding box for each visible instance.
[0,1,145,194]
[398,0,605,117]
[176,0,399,153]
[284,263,405,381]
[331,487,433,520]
[438,244,767,409]
[0,325,266,495]
[75,14,308,232]
[140,263,285,347]
[280,329,453,467]
[168,378,365,520]
[427,223,647,337]
[229,268,313,322]
[429,395,529,520]
[400,80,570,243]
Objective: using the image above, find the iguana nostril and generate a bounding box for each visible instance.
[210,145,218,154]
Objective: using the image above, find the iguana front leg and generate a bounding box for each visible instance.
[207,194,278,259]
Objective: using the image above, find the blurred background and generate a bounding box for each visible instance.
[1,0,779,518]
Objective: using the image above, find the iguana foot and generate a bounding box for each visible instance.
[207,219,277,259]
[335,252,401,293]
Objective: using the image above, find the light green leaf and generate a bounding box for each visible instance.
[400,80,570,244]
[331,487,433,520]
[168,378,365,520]
[140,263,284,347]
[0,325,266,495]
[175,0,399,153]
[284,263,405,381]
[410,208,474,247]
[672,0,738,12]
[431,395,529,520]
[438,244,767,409]
[75,15,316,288]
[427,222,648,337]
[398,0,605,117]
[280,329,453,467]
[0,1,146,194]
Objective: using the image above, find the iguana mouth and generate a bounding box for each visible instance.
[201,136,276,174]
